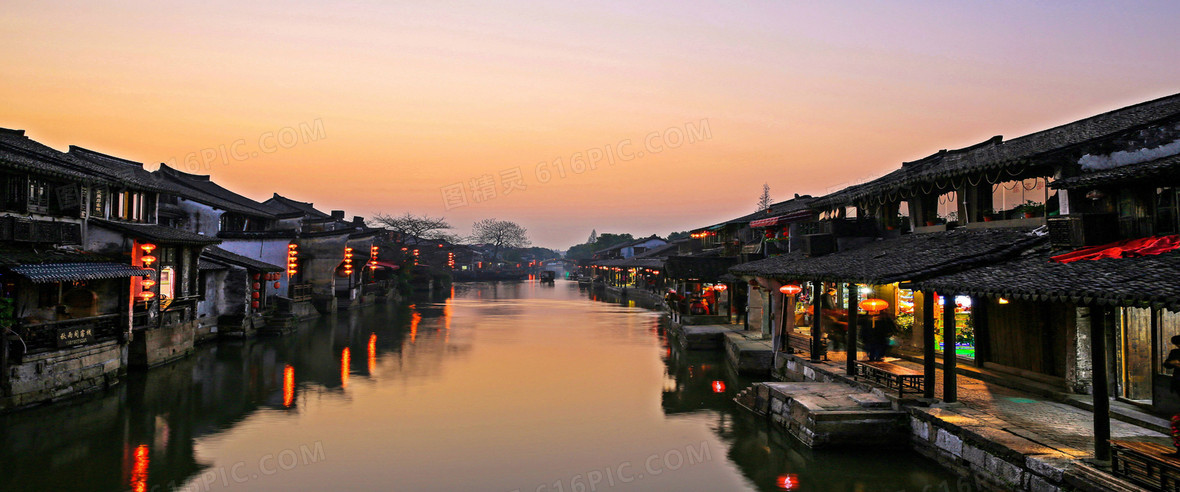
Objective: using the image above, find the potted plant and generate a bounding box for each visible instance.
[1019,200,1045,219]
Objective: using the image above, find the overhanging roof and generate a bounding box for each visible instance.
[731,228,1046,284]
[91,219,222,245]
[10,262,152,283]
[916,246,1180,311]
[1052,153,1180,190]
[201,246,283,272]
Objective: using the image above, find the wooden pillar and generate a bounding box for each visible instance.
[726,283,734,323]
[943,292,958,403]
[972,296,990,367]
[0,324,7,395]
[811,280,823,363]
[778,290,789,351]
[846,283,859,376]
[1091,305,1111,462]
[923,291,936,399]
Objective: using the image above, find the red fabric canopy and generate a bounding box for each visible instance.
[1050,235,1180,264]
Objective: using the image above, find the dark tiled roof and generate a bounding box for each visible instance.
[1051,153,1180,189]
[91,219,222,245]
[201,246,283,272]
[814,93,1180,208]
[593,235,665,255]
[153,164,288,218]
[694,195,818,231]
[217,229,298,240]
[198,258,229,271]
[593,241,682,268]
[665,255,740,281]
[0,246,117,267]
[731,228,1046,284]
[66,146,172,192]
[264,194,331,219]
[0,129,105,183]
[10,262,152,283]
[916,245,1180,311]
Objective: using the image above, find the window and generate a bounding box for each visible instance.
[159,247,177,265]
[37,282,61,307]
[2,174,26,211]
[1156,187,1179,235]
[991,177,1056,219]
[159,267,175,300]
[28,178,49,213]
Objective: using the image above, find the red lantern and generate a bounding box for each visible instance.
[252,282,261,290]
[253,273,261,280]
[714,284,727,291]
[274,282,281,289]
[859,298,889,314]
[779,284,802,295]
[252,300,260,309]
[139,243,156,254]
[711,381,726,393]
[140,255,156,267]
[252,292,260,299]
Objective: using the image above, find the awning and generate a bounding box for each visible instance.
[749,209,815,228]
[10,262,153,283]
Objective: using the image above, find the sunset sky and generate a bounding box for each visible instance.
[3,1,1180,248]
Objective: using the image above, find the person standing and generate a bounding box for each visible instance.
[1165,335,1180,394]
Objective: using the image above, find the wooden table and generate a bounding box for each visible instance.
[786,332,827,360]
[1110,439,1180,491]
[855,361,924,398]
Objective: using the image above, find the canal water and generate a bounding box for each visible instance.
[0,281,960,491]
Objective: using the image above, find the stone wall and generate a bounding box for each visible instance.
[2,340,123,410]
[908,408,1106,492]
[758,382,909,448]
[128,320,196,368]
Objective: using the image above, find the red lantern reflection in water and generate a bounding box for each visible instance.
[341,348,351,389]
[130,444,150,492]
[776,474,799,490]
[711,380,726,393]
[409,310,421,343]
[282,365,295,408]
[368,333,377,375]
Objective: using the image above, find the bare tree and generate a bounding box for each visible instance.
[756,183,772,212]
[371,212,455,248]
[469,218,530,262]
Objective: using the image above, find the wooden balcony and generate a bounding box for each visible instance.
[10,313,124,357]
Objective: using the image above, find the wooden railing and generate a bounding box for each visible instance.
[10,313,123,356]
[290,283,313,302]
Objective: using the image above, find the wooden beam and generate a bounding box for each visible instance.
[923,290,936,399]
[943,292,958,403]
[812,280,823,363]
[1091,305,1111,462]
[846,283,859,376]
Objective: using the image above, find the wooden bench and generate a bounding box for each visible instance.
[785,332,827,361]
[855,361,924,398]
[1111,440,1180,491]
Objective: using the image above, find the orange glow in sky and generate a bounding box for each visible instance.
[3,1,1180,246]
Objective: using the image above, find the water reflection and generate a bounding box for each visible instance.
[0,281,956,492]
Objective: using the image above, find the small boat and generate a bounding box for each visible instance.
[539,271,556,284]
